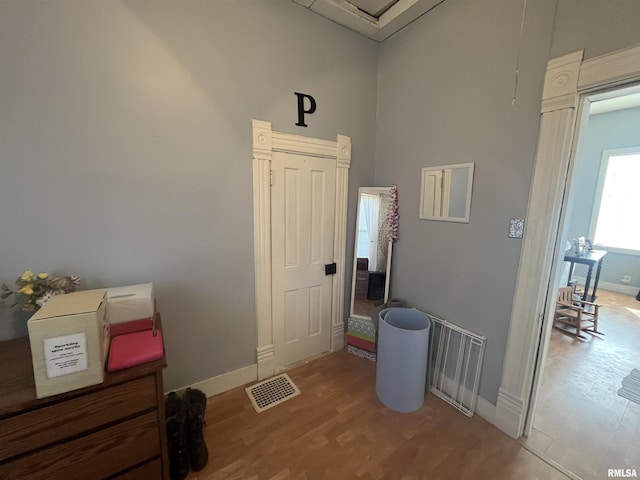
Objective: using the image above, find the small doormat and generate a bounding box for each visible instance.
[245,373,301,413]
[618,368,640,405]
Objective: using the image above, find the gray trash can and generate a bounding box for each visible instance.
[376,308,431,412]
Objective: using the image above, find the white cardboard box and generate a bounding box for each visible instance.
[27,289,109,399]
[106,283,155,325]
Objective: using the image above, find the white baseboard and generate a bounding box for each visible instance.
[332,327,345,352]
[428,371,498,429]
[574,276,638,296]
[168,363,258,398]
[475,395,498,428]
[494,388,525,439]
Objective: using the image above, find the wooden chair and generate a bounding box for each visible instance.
[553,286,603,339]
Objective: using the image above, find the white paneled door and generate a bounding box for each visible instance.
[271,152,336,369]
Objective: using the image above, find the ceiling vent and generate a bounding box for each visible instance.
[349,0,399,18]
[293,0,445,42]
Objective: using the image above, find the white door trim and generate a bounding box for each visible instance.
[496,43,640,439]
[252,119,351,381]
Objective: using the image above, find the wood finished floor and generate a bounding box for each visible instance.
[524,289,640,480]
[187,351,568,480]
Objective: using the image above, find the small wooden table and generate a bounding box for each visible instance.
[0,316,169,479]
[564,249,607,302]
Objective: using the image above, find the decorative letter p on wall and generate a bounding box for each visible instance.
[294,92,316,127]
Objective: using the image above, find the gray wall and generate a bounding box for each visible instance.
[375,0,556,403]
[0,0,378,391]
[565,107,640,289]
[3,0,640,405]
[551,0,640,60]
[374,0,640,404]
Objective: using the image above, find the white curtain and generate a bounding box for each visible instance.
[357,194,379,268]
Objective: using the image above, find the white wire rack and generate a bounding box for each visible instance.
[427,314,486,417]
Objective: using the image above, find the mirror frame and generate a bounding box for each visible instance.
[349,186,394,321]
[419,162,474,223]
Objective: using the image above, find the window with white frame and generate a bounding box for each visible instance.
[356,194,379,267]
[590,148,640,254]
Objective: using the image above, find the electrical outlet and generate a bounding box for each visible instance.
[622,275,632,284]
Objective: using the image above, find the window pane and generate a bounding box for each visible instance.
[594,153,640,250]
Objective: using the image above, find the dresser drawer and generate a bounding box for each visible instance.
[112,458,163,480]
[0,374,157,462]
[0,411,161,480]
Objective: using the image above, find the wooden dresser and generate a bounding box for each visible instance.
[0,317,169,479]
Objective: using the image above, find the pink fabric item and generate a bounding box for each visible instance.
[107,329,164,372]
[347,335,376,353]
[110,317,154,337]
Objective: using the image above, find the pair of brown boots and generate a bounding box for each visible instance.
[165,388,209,480]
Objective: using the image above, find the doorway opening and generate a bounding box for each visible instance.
[497,46,640,449]
[357,193,381,270]
[522,84,640,480]
[251,120,351,381]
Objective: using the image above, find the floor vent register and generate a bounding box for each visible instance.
[245,373,301,413]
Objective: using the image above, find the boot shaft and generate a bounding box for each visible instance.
[165,392,189,480]
[165,391,186,420]
[183,388,209,472]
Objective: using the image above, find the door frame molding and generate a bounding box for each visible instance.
[496,43,640,438]
[252,119,351,380]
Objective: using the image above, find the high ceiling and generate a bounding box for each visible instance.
[292,0,445,42]
[292,1,640,115]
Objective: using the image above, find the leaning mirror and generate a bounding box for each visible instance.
[349,187,394,319]
[419,162,474,223]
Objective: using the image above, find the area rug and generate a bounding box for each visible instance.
[618,368,640,405]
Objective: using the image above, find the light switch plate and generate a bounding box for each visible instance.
[509,218,524,238]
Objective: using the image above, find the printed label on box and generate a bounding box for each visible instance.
[43,333,89,378]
